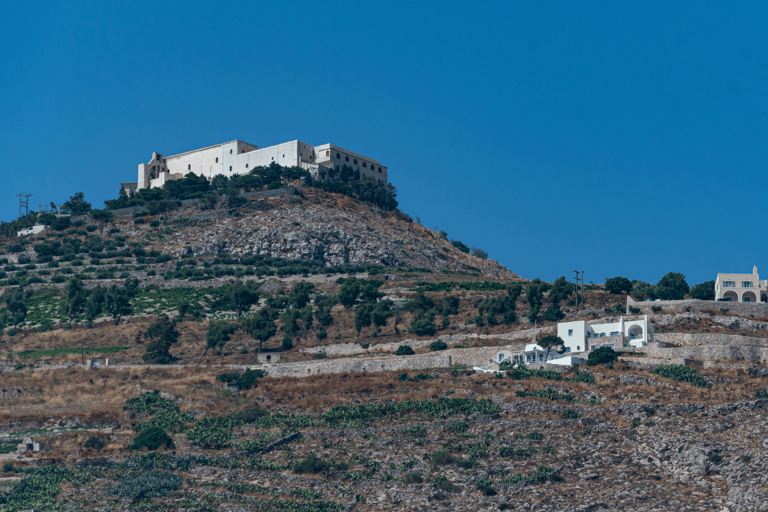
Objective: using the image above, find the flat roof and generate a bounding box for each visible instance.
[164,140,255,160]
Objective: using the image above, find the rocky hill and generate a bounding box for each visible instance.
[138,186,515,278]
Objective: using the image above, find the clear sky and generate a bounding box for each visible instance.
[1,1,766,286]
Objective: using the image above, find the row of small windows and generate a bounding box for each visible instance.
[334,152,383,172]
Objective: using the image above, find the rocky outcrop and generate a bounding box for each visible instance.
[153,189,516,278]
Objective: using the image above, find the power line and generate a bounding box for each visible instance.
[573,270,584,312]
[16,193,32,218]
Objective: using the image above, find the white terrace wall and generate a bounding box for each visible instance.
[263,345,515,378]
[626,297,768,317]
[655,333,768,348]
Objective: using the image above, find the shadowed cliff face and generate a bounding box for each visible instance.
[149,187,516,279]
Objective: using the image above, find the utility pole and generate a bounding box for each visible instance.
[17,193,32,218]
[573,270,584,312]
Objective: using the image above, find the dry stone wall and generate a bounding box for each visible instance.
[627,297,768,317]
[656,333,768,347]
[264,345,516,378]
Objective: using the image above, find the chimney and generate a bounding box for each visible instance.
[754,266,758,275]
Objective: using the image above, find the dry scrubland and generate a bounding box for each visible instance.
[2,189,768,510]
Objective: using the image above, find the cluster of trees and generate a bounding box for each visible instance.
[605,273,713,301]
[102,162,399,213]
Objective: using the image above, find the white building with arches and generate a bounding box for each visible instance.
[124,139,388,192]
[557,316,654,354]
[715,266,768,303]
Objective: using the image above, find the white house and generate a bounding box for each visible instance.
[17,225,46,237]
[496,344,566,366]
[557,316,654,354]
[715,266,768,303]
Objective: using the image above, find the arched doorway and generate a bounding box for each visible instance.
[762,294,767,303]
[628,325,643,341]
[742,291,757,303]
[723,291,738,302]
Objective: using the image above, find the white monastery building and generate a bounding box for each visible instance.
[557,316,654,354]
[715,266,768,303]
[123,139,388,192]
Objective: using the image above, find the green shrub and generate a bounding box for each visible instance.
[433,475,459,492]
[629,306,641,314]
[474,479,497,496]
[587,347,618,366]
[84,436,106,450]
[396,345,415,356]
[561,407,581,419]
[429,340,448,351]
[650,364,710,388]
[520,430,544,440]
[85,225,97,232]
[651,305,662,312]
[216,370,264,390]
[150,220,161,227]
[316,330,327,341]
[294,453,329,474]
[402,471,423,484]
[428,450,455,466]
[282,335,293,351]
[569,371,596,384]
[313,352,327,359]
[127,426,174,451]
[403,426,427,438]
[133,218,145,224]
[109,470,182,500]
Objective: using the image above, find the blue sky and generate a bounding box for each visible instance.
[1,1,766,285]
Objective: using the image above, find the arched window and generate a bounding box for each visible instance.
[345,156,349,162]
[378,166,382,172]
[245,163,248,169]
[230,149,233,154]
[215,157,219,163]
[354,159,358,164]
[188,164,191,170]
[336,152,340,158]
[362,162,367,168]
[241,150,244,153]
[326,150,330,156]
[229,166,232,171]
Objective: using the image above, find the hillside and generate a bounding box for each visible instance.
[3,186,768,510]
[147,186,514,278]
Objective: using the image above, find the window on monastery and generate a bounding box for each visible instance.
[378,167,382,172]
[245,164,248,169]
[230,149,232,154]
[723,280,735,287]
[363,162,367,168]
[188,164,191,170]
[336,152,340,158]
[742,281,753,288]
[345,156,349,162]
[354,159,358,164]
[216,157,219,163]
[230,166,232,171]
[326,150,330,156]
[568,329,573,336]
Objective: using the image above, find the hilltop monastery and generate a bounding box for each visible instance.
[121,139,388,194]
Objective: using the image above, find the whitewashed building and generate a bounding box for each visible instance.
[17,225,46,237]
[715,266,768,303]
[557,316,654,354]
[496,344,567,366]
[124,139,388,192]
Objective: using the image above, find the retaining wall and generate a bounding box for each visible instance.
[627,297,768,317]
[642,345,768,364]
[655,333,768,348]
[264,345,514,378]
